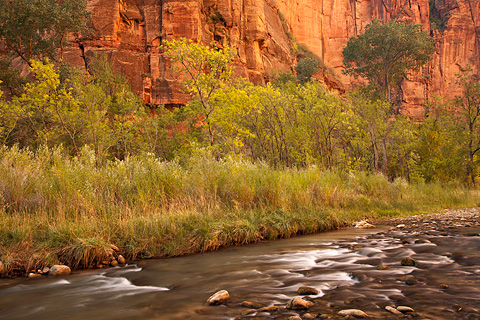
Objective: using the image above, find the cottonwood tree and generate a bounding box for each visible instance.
[162,38,235,148]
[454,71,480,185]
[342,19,435,102]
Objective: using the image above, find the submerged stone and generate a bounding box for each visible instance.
[401,257,417,266]
[241,301,265,309]
[297,286,319,295]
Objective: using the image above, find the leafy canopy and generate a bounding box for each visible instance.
[162,38,235,147]
[342,19,435,101]
[0,0,90,64]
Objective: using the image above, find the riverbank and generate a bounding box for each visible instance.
[222,208,480,320]
[1,147,479,278]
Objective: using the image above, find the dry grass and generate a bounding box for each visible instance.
[0,145,478,276]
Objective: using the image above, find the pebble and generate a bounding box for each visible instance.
[206,290,230,305]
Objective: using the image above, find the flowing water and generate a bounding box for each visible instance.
[1,225,479,320]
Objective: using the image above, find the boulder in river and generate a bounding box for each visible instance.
[297,286,319,295]
[338,309,368,318]
[206,290,230,305]
[286,297,314,310]
[49,265,71,276]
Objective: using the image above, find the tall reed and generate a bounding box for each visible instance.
[0,145,478,275]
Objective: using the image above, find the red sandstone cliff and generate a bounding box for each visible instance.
[65,0,480,114]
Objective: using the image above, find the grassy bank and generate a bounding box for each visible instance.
[0,146,479,277]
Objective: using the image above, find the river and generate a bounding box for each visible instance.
[0,221,479,319]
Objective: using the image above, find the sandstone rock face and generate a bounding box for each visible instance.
[66,0,295,107]
[278,0,480,116]
[67,0,480,113]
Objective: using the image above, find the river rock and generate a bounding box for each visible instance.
[241,309,256,316]
[286,297,314,310]
[287,316,302,320]
[355,221,375,229]
[206,290,230,305]
[401,257,417,266]
[28,272,43,279]
[110,260,119,267]
[303,313,315,319]
[110,244,119,251]
[117,255,126,265]
[258,306,279,312]
[338,309,368,318]
[385,306,403,315]
[404,275,417,285]
[41,266,50,274]
[376,264,389,270]
[49,265,71,276]
[241,301,265,309]
[397,306,415,313]
[297,286,319,295]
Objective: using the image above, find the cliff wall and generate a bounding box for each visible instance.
[65,0,480,114]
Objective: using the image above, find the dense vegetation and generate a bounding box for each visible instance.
[0,12,479,275]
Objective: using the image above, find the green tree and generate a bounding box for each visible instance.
[162,38,235,147]
[454,71,480,185]
[295,58,319,83]
[342,19,435,102]
[0,0,89,64]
